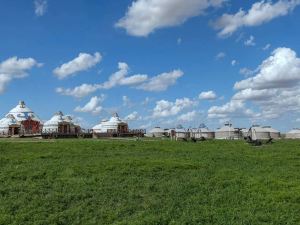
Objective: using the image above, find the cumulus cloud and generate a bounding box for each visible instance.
[177,111,198,122]
[34,0,47,16]
[57,62,183,98]
[116,0,226,37]
[234,48,300,90]
[152,98,196,118]
[137,69,183,92]
[199,91,217,100]
[244,35,256,46]
[56,84,99,98]
[214,47,300,119]
[74,95,105,115]
[213,0,300,37]
[53,52,102,79]
[231,60,237,66]
[124,111,141,121]
[263,43,271,51]
[208,100,259,119]
[0,56,41,93]
[100,62,148,89]
[215,52,226,60]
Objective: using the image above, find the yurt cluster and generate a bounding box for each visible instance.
[0,101,300,140]
[0,101,145,138]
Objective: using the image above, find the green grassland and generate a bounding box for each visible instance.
[0,139,299,225]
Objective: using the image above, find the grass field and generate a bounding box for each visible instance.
[0,139,299,225]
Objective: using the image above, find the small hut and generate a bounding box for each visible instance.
[173,125,189,141]
[286,128,300,139]
[0,114,20,136]
[248,125,271,141]
[215,122,239,140]
[190,124,215,140]
[42,112,81,136]
[148,127,166,138]
[263,126,281,139]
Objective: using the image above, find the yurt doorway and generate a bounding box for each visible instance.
[9,126,20,135]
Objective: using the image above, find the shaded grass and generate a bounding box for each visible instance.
[0,139,299,225]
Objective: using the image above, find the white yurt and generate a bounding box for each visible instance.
[286,128,300,139]
[215,123,238,140]
[241,128,249,138]
[248,125,271,140]
[43,112,81,134]
[0,114,20,136]
[148,127,165,138]
[263,126,281,139]
[1,101,42,135]
[190,124,215,139]
[174,125,188,140]
[92,113,128,134]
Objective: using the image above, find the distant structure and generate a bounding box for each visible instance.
[92,113,145,138]
[286,128,300,139]
[215,122,240,140]
[0,101,42,137]
[148,127,166,138]
[189,124,215,140]
[262,126,281,139]
[248,125,271,140]
[42,112,81,138]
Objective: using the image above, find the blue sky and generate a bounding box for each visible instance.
[0,0,300,131]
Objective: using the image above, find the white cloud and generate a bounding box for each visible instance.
[244,35,256,46]
[34,0,47,16]
[177,110,198,122]
[208,100,259,119]
[116,0,226,37]
[296,118,300,122]
[199,91,217,100]
[100,63,148,89]
[137,69,183,92]
[263,43,271,50]
[234,48,300,90]
[152,98,196,118]
[57,63,182,97]
[125,111,141,121]
[239,67,256,77]
[0,56,41,93]
[214,0,300,37]
[53,52,102,79]
[56,84,99,98]
[216,47,300,120]
[74,95,105,115]
[231,60,237,66]
[215,52,226,60]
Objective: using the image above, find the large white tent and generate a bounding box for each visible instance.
[190,124,215,140]
[263,126,281,139]
[92,113,128,134]
[286,129,300,139]
[215,123,239,140]
[0,101,42,135]
[148,127,165,138]
[43,111,81,134]
[248,125,271,140]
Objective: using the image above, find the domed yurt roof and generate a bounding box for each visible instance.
[287,128,300,134]
[0,114,18,128]
[175,124,186,132]
[216,122,235,132]
[150,127,165,133]
[7,101,41,123]
[43,111,65,126]
[263,126,280,133]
